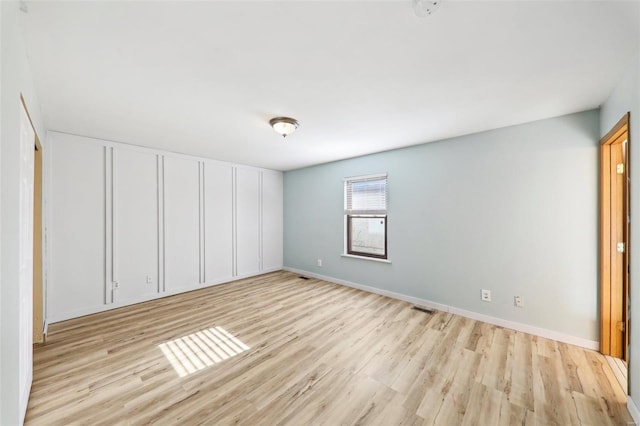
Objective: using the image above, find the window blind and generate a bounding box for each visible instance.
[344,174,387,215]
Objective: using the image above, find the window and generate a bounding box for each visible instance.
[344,173,388,259]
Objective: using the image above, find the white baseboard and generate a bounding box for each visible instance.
[284,267,599,351]
[628,396,640,425]
[47,268,281,324]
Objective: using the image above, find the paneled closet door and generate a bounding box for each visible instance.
[164,156,201,292]
[112,148,159,302]
[204,162,233,283]
[235,167,261,277]
[262,171,283,271]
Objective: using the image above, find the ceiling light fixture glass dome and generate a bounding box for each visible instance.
[270,117,299,138]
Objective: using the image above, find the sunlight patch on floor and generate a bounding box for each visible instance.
[159,326,250,377]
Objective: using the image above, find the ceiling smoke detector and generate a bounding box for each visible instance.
[413,0,443,17]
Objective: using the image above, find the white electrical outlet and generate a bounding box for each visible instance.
[317,259,323,267]
[481,289,491,302]
[146,275,153,284]
[514,296,524,307]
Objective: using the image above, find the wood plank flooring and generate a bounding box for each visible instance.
[26,271,632,425]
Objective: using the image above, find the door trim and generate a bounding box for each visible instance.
[600,112,630,360]
[20,94,45,344]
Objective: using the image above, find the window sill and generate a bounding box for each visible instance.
[341,254,392,264]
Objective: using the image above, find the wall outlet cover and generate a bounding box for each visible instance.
[481,289,491,302]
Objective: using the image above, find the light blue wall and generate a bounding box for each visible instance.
[601,53,640,406]
[285,110,600,342]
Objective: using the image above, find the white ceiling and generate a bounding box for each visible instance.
[21,1,639,171]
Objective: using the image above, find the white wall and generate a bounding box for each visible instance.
[0,4,4,419]
[164,155,201,292]
[600,53,640,414]
[204,162,234,283]
[49,138,105,315]
[236,167,261,276]
[17,100,35,426]
[284,110,600,348]
[47,132,283,323]
[0,3,4,417]
[113,147,159,300]
[263,171,284,271]
[0,2,47,424]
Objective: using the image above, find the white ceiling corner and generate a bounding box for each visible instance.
[21,0,640,171]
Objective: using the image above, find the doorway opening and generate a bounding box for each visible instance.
[600,112,630,392]
[20,95,45,344]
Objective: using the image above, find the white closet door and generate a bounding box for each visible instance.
[204,162,233,283]
[164,156,201,291]
[113,148,159,301]
[18,102,35,424]
[262,171,283,271]
[235,167,260,276]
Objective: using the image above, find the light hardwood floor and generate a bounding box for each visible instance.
[26,271,632,425]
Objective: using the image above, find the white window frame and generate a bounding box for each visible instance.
[343,173,389,261]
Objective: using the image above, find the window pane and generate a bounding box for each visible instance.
[345,176,387,215]
[349,216,386,257]
[350,179,386,212]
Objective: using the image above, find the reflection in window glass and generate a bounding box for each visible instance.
[349,216,386,257]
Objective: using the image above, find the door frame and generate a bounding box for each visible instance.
[600,112,630,360]
[20,94,45,344]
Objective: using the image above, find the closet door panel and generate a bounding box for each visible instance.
[204,162,233,283]
[262,171,283,271]
[164,156,201,291]
[113,148,159,301]
[236,167,260,276]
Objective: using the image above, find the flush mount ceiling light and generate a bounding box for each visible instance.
[269,117,299,138]
[413,0,443,17]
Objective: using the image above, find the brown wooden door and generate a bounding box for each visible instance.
[609,141,625,358]
[600,113,630,360]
